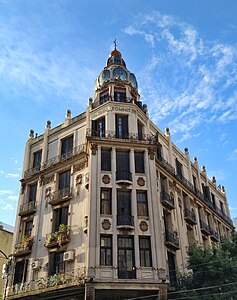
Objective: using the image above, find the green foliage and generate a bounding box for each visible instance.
[170,233,237,299]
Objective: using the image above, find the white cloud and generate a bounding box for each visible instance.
[124,26,155,47]
[1,204,14,211]
[5,173,19,178]
[0,170,5,175]
[7,195,18,201]
[227,148,237,161]
[0,190,14,195]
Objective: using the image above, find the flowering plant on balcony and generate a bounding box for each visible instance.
[21,235,33,250]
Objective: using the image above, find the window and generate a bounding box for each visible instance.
[59,170,70,191]
[118,236,135,279]
[117,190,131,216]
[202,184,211,202]
[61,135,73,156]
[137,121,143,140]
[175,158,183,178]
[156,143,162,160]
[139,237,152,267]
[100,235,112,266]
[167,251,177,286]
[29,183,37,202]
[114,88,126,102]
[53,207,68,232]
[116,151,130,173]
[101,149,111,171]
[24,220,33,237]
[160,174,168,193]
[192,175,197,191]
[33,150,42,169]
[135,152,145,173]
[101,188,112,215]
[100,89,109,102]
[211,193,216,208]
[92,117,105,137]
[116,115,128,139]
[137,191,148,217]
[49,252,64,276]
[13,260,28,285]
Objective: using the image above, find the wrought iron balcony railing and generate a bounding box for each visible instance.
[13,237,33,257]
[116,170,132,183]
[160,191,175,209]
[45,228,70,248]
[209,228,219,241]
[184,208,197,225]
[48,187,72,205]
[156,156,175,175]
[165,230,180,250]
[7,268,85,298]
[86,129,157,143]
[18,201,37,217]
[200,220,210,235]
[117,215,134,228]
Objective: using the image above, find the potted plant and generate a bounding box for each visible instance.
[57,224,69,245]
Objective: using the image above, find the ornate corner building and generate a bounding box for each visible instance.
[7,47,234,300]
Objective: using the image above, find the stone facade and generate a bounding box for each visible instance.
[7,48,234,300]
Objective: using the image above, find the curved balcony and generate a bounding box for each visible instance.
[200,220,210,236]
[160,191,175,209]
[48,187,72,205]
[18,201,37,217]
[45,229,70,248]
[165,230,180,250]
[184,208,197,225]
[13,237,33,257]
[117,215,134,229]
[116,170,132,185]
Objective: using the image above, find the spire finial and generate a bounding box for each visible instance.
[113,38,118,50]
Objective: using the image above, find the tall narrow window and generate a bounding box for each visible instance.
[116,115,128,139]
[202,184,211,202]
[116,151,131,181]
[61,135,73,157]
[49,252,64,276]
[100,235,112,266]
[118,236,135,279]
[53,207,68,232]
[160,174,168,193]
[175,158,183,178]
[24,220,33,237]
[59,170,70,191]
[13,260,28,285]
[92,117,105,137]
[135,152,145,173]
[29,183,37,202]
[137,121,143,140]
[33,150,42,170]
[192,175,197,191]
[101,188,112,215]
[156,143,162,160]
[139,237,152,267]
[137,191,148,217]
[101,149,111,171]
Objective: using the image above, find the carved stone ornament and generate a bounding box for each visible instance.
[102,219,111,230]
[91,144,98,155]
[139,220,148,232]
[43,175,54,185]
[76,174,83,186]
[73,159,87,173]
[45,187,52,198]
[102,174,111,184]
[148,148,155,160]
[20,182,26,194]
[137,177,145,187]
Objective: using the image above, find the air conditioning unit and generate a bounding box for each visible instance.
[63,250,74,262]
[31,260,40,270]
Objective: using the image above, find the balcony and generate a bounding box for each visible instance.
[156,156,175,175]
[200,220,210,236]
[13,237,33,257]
[18,201,37,217]
[118,268,136,279]
[210,228,219,242]
[41,144,85,170]
[165,230,180,250]
[116,170,132,184]
[184,208,197,225]
[45,227,70,248]
[48,187,72,205]
[160,191,175,209]
[7,268,85,299]
[117,215,134,229]
[86,129,157,144]
[24,165,41,178]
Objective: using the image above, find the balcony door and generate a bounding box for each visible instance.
[116,151,131,181]
[118,236,136,279]
[117,190,132,225]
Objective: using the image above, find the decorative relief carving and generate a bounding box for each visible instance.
[102,175,111,184]
[148,148,155,160]
[76,174,83,196]
[139,220,148,232]
[73,159,87,173]
[102,219,111,230]
[42,175,54,185]
[91,144,98,155]
[45,187,52,208]
[137,177,145,186]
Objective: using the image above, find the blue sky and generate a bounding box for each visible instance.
[0,0,237,226]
